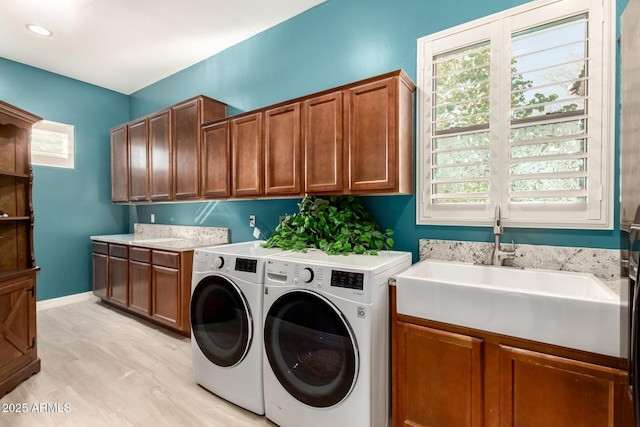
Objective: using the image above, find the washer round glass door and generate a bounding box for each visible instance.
[264,289,358,408]
[190,275,252,367]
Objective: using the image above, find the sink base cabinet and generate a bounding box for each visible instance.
[395,322,483,427]
[498,345,620,427]
[392,288,630,427]
[92,243,193,336]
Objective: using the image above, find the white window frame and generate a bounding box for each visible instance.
[416,0,615,229]
[31,120,75,169]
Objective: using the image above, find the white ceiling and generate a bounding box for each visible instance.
[0,0,325,94]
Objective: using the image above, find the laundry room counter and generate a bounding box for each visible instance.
[90,223,229,251]
[90,223,229,336]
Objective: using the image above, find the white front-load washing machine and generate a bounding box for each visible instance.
[190,240,285,415]
[262,249,412,427]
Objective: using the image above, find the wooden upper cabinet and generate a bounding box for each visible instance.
[172,96,227,200]
[172,99,201,200]
[148,109,173,201]
[231,112,263,197]
[110,72,414,203]
[128,118,149,201]
[345,72,414,194]
[264,103,301,196]
[110,124,128,203]
[202,121,231,198]
[303,91,343,194]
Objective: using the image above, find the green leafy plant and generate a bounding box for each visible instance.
[263,195,394,255]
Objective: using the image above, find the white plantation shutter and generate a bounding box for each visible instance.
[508,15,590,205]
[32,120,75,169]
[430,42,491,205]
[417,0,613,228]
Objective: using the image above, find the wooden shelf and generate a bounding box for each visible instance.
[0,268,39,282]
[0,171,29,179]
[0,216,30,221]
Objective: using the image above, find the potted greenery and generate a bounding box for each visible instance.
[263,195,394,255]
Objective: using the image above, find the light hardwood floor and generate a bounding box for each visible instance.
[0,299,274,427]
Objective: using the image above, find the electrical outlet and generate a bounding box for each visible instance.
[249,215,256,227]
[150,214,155,223]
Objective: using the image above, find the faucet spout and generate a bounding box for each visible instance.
[493,204,503,236]
[491,204,515,266]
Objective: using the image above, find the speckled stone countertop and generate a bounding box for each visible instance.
[90,223,229,252]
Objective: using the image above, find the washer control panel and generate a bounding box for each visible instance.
[266,258,372,303]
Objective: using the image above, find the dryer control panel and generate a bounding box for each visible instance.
[331,270,364,291]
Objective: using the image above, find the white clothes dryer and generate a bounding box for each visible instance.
[190,240,285,415]
[262,249,411,427]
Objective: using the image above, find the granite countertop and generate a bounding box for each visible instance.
[91,224,229,252]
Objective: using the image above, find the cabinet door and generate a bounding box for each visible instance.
[202,121,231,198]
[395,321,483,427]
[265,103,301,195]
[231,113,263,197]
[149,110,173,201]
[498,345,619,427]
[129,260,151,316]
[303,91,343,194]
[0,275,37,380]
[110,125,128,203]
[345,77,397,192]
[173,98,201,199]
[108,255,128,306]
[92,252,108,299]
[151,265,181,328]
[128,118,149,201]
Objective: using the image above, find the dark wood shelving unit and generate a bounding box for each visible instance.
[0,100,41,396]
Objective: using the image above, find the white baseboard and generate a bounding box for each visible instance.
[37,291,99,311]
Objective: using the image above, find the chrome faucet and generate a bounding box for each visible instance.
[492,204,516,266]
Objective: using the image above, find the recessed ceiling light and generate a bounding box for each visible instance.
[26,24,52,37]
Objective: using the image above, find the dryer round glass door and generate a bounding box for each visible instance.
[190,275,253,367]
[264,289,358,408]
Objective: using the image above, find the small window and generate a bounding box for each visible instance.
[31,120,75,169]
[416,0,614,229]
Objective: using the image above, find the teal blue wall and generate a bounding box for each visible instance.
[0,0,630,302]
[130,0,629,263]
[0,58,129,301]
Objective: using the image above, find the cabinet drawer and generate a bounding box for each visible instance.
[92,242,108,255]
[130,247,151,263]
[109,244,128,258]
[153,251,180,268]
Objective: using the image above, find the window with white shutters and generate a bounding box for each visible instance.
[416,0,614,229]
[32,120,75,169]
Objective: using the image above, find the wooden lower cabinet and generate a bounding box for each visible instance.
[396,322,483,427]
[499,345,619,427]
[92,242,108,300]
[0,271,39,396]
[92,242,193,336]
[151,265,180,328]
[392,290,630,427]
[128,262,151,316]
[108,252,128,307]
